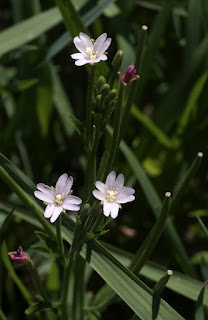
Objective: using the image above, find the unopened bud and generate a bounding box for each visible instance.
[97,76,106,91]
[95,94,102,109]
[100,84,110,96]
[107,89,118,102]
[112,50,123,71]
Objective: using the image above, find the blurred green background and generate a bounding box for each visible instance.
[0,0,208,319]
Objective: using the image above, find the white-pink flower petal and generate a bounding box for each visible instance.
[94,33,107,52]
[99,54,108,61]
[50,206,63,223]
[114,173,124,190]
[79,32,92,48]
[34,190,54,203]
[116,194,135,204]
[97,38,112,55]
[110,203,119,219]
[103,202,111,217]
[44,204,55,218]
[63,195,82,205]
[105,171,116,189]
[73,36,86,54]
[75,59,90,66]
[71,53,85,60]
[95,181,107,193]
[92,190,106,201]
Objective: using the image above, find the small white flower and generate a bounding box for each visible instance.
[92,171,135,219]
[34,173,82,223]
[71,32,112,66]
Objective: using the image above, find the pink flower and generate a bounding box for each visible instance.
[71,32,112,66]
[119,64,139,86]
[34,173,82,223]
[8,247,30,264]
[92,171,135,219]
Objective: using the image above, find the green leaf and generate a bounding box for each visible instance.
[107,243,208,306]
[1,200,207,309]
[177,73,208,136]
[50,64,75,137]
[25,301,47,315]
[170,152,203,216]
[36,63,54,138]
[131,105,178,149]
[0,7,62,57]
[1,242,33,305]
[15,78,39,91]
[196,216,208,239]
[153,270,173,295]
[131,193,171,273]
[62,217,184,320]
[0,308,7,320]
[55,0,88,37]
[195,281,208,320]
[69,114,86,140]
[35,231,58,257]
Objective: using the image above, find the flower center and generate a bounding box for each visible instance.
[55,194,64,205]
[106,190,118,203]
[86,47,98,61]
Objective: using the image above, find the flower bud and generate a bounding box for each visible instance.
[112,50,123,72]
[119,64,139,86]
[100,84,110,96]
[97,76,106,91]
[106,89,118,103]
[8,246,30,264]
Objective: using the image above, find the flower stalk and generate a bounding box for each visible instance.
[27,260,50,303]
[56,214,64,258]
[86,64,96,149]
[104,81,125,177]
[120,25,148,141]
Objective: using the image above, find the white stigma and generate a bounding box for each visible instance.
[55,194,64,205]
[86,47,98,61]
[106,190,118,202]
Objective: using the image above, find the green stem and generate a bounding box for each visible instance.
[27,260,50,303]
[120,25,148,141]
[104,82,125,176]
[56,214,64,258]
[61,245,77,320]
[86,64,96,148]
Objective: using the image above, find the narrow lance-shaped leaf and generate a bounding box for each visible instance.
[195,280,208,320]
[170,152,203,216]
[131,192,171,273]
[0,8,62,57]
[153,270,173,295]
